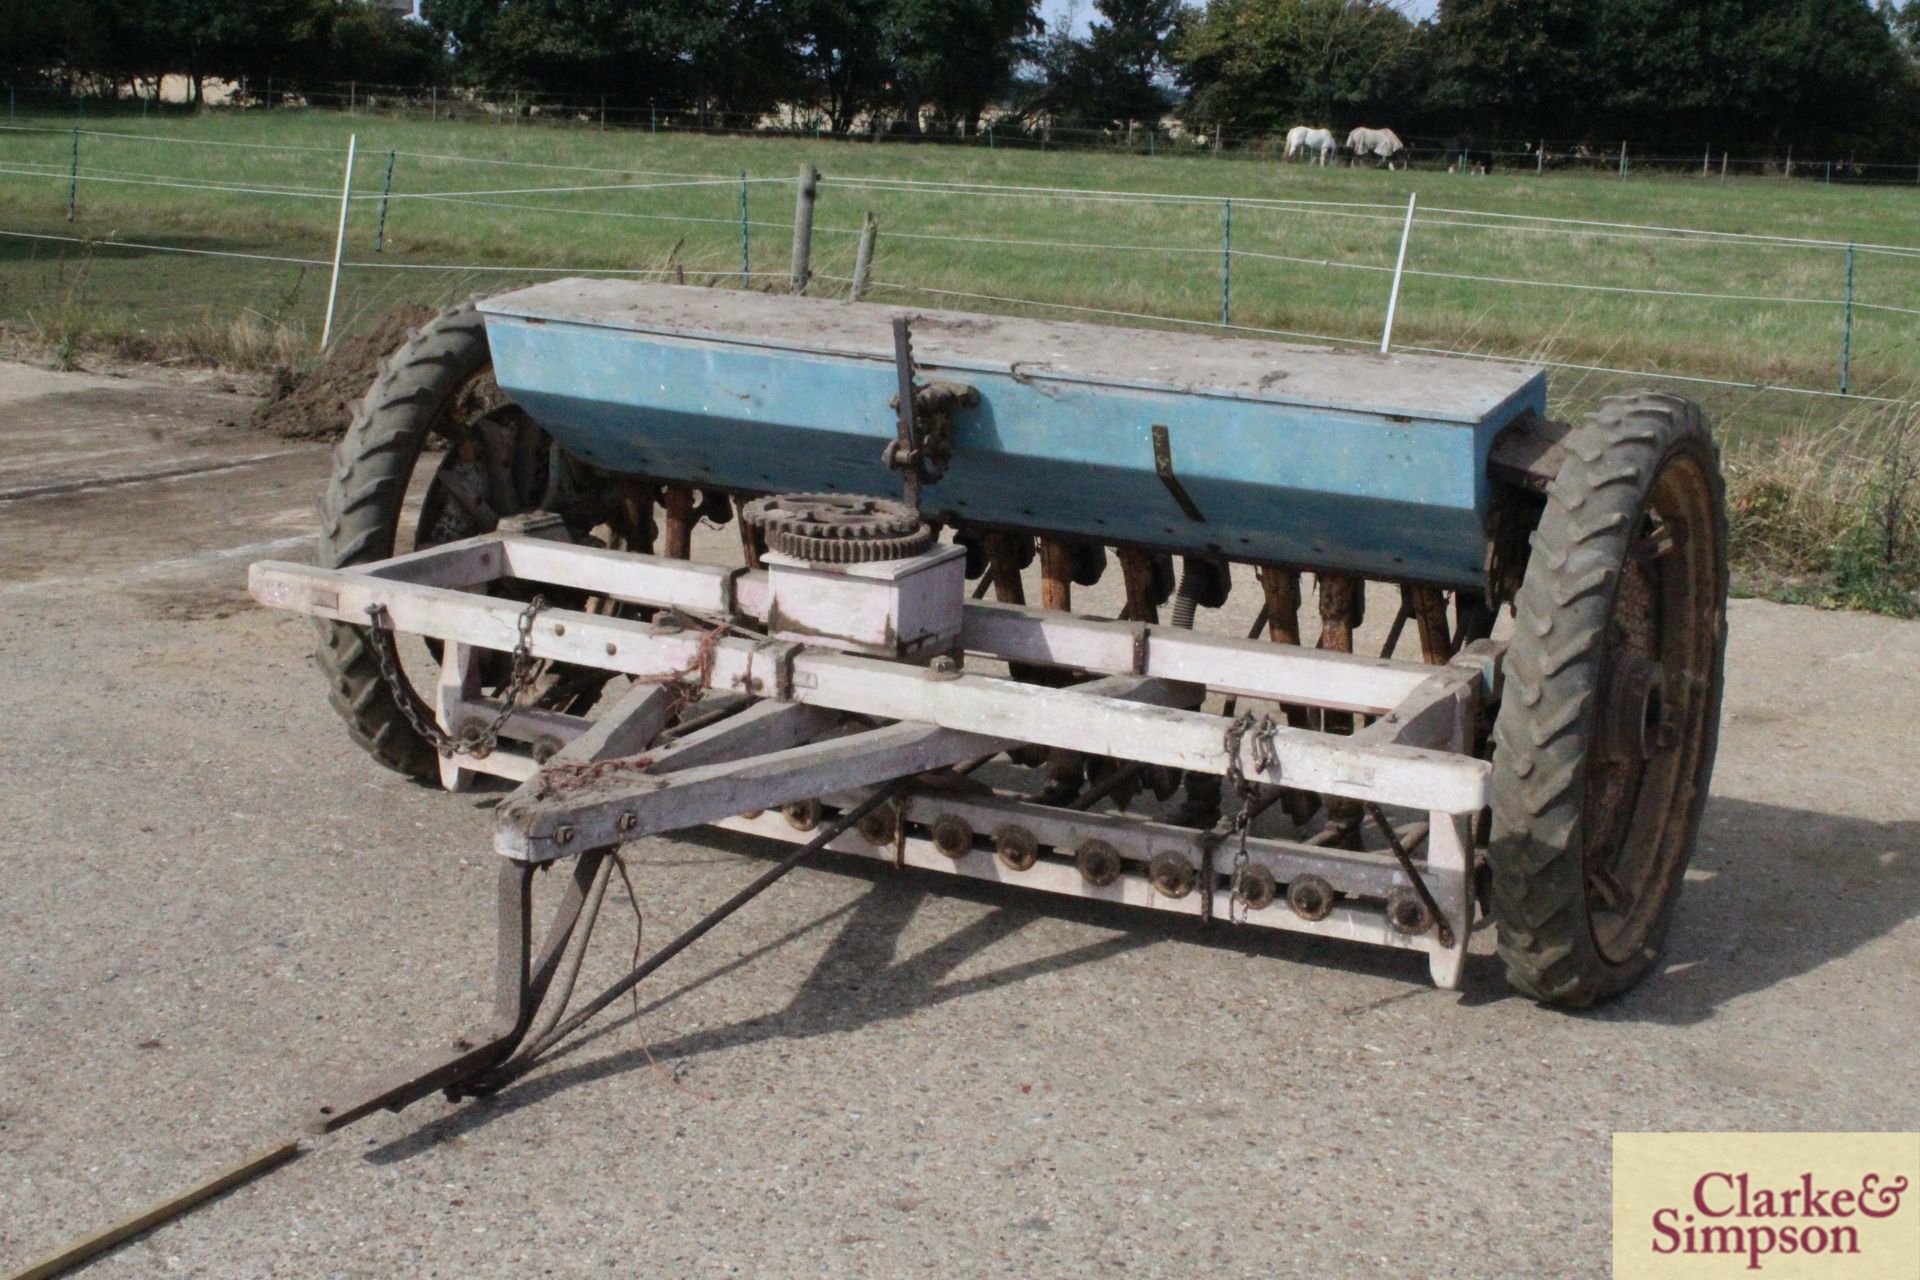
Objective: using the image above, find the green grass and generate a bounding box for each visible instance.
[1,106,1917,609]
[5,110,1918,400]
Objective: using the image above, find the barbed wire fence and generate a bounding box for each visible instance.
[1,120,1916,426]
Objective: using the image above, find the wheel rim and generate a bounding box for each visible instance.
[383,373,628,724]
[1582,447,1721,964]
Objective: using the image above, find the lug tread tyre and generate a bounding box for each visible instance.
[313,301,491,780]
[1488,391,1727,1006]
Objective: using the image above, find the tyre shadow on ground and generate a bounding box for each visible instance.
[1460,795,1920,1025]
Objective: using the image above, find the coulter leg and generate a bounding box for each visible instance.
[1316,573,1366,845]
[662,485,697,560]
[1256,566,1320,826]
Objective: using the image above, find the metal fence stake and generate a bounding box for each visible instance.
[374,150,395,253]
[1618,140,1627,179]
[1380,192,1417,354]
[1220,199,1232,327]
[851,212,878,301]
[322,134,357,352]
[790,162,818,294]
[66,126,78,222]
[739,172,750,285]
[1841,242,1855,395]
[1702,144,1710,177]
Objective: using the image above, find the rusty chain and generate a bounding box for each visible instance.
[530,618,736,799]
[1221,711,1278,921]
[364,594,547,759]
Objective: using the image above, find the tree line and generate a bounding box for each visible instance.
[8,0,1920,158]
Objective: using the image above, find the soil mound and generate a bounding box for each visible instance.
[252,305,437,440]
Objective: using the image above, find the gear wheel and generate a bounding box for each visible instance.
[742,493,935,564]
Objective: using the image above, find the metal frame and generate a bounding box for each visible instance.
[251,532,1498,991]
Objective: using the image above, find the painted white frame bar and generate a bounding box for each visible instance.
[338,535,1446,715]
[253,538,1491,987]
[252,558,1490,814]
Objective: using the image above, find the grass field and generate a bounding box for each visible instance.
[2,107,1917,609]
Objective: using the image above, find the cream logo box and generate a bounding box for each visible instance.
[1614,1133,1919,1277]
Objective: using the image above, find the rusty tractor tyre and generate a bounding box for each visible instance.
[1488,392,1727,1006]
[314,300,502,780]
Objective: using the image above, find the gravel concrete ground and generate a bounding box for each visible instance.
[1,361,1916,1278]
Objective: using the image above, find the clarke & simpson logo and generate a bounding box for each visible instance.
[1614,1133,1920,1278]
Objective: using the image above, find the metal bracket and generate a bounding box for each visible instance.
[891,316,923,510]
[1151,425,1206,523]
[306,850,610,1133]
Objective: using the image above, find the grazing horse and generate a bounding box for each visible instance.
[1286,125,1337,165]
[1345,126,1407,169]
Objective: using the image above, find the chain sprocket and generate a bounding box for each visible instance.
[741,493,935,564]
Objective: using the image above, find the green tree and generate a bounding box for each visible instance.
[1587,0,1912,151]
[423,0,795,116]
[1027,0,1181,123]
[784,0,1039,134]
[1427,0,1593,138]
[1894,0,1920,58]
[888,0,1043,131]
[1172,0,1423,130]
[314,1,450,87]
[0,0,103,86]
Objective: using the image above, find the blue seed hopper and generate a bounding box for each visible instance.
[479,280,1546,588]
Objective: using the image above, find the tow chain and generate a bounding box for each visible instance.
[364,595,548,759]
[1221,711,1279,922]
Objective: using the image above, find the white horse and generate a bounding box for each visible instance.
[1345,126,1407,169]
[1285,125,1337,165]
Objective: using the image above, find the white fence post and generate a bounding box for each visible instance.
[1380,192,1417,355]
[322,133,357,351]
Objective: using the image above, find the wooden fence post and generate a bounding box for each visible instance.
[851,212,878,301]
[790,162,819,294]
